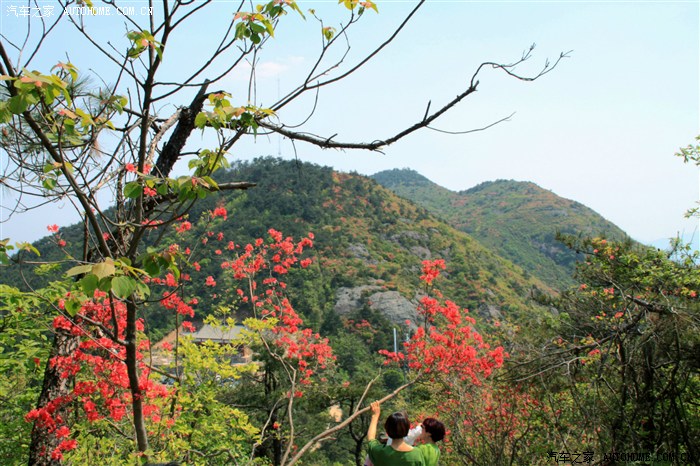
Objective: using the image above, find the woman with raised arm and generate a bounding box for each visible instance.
[381,415,445,466]
[405,418,445,466]
[365,401,426,466]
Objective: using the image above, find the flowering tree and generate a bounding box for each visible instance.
[4,215,509,465]
[0,0,563,463]
[380,260,505,376]
[372,260,508,459]
[7,216,333,464]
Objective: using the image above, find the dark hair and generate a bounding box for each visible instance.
[385,412,410,439]
[422,418,446,442]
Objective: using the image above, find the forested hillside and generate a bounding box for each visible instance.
[3,158,552,340]
[3,159,698,465]
[2,158,562,465]
[372,168,628,289]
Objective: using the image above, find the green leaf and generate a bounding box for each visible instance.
[0,101,11,123]
[16,242,40,257]
[92,258,116,279]
[188,158,202,170]
[116,257,132,267]
[60,87,73,107]
[79,274,99,296]
[124,181,142,199]
[194,111,208,129]
[8,95,29,114]
[42,178,57,190]
[263,21,275,37]
[35,263,61,275]
[111,276,137,299]
[65,299,82,317]
[127,46,144,59]
[135,281,151,299]
[63,118,76,133]
[66,264,93,277]
[288,2,305,18]
[0,239,11,265]
[323,27,336,41]
[249,22,266,35]
[98,277,113,293]
[168,264,181,283]
[143,260,159,277]
[155,45,164,62]
[201,176,219,190]
[141,253,167,277]
[235,21,249,40]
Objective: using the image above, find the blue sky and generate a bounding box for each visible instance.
[0,0,698,247]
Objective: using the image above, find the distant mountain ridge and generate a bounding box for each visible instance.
[372,168,628,289]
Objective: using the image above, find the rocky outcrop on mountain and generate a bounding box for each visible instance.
[334,286,419,328]
[367,290,418,328]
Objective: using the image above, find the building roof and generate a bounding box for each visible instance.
[191,323,245,344]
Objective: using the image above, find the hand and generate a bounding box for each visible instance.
[370,401,381,417]
[367,401,381,440]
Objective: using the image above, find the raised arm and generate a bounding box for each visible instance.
[405,424,424,445]
[367,401,382,441]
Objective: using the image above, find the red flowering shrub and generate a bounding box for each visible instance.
[381,259,505,384]
[25,293,170,461]
[212,229,330,388]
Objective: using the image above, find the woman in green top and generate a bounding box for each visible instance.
[384,416,444,466]
[366,401,426,466]
[412,418,445,466]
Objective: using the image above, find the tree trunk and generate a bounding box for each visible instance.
[28,329,80,466]
[639,341,656,452]
[126,300,149,453]
[354,438,364,466]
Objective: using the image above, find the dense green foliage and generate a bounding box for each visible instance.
[4,158,698,465]
[0,286,52,463]
[509,236,700,463]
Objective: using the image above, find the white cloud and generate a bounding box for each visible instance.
[226,56,305,82]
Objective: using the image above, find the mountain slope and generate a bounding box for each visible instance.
[200,159,552,325]
[3,159,552,338]
[372,169,628,289]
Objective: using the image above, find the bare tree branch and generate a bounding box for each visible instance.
[285,376,421,466]
[262,48,568,153]
[152,80,212,177]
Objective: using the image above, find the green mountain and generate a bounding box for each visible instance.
[3,159,552,339]
[190,159,555,327]
[372,168,628,289]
